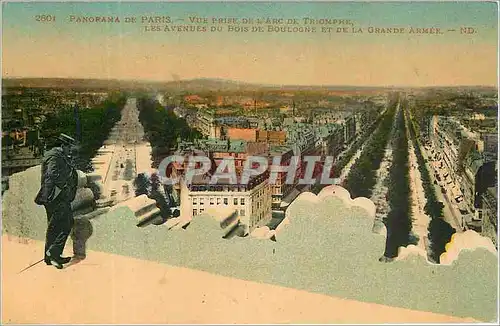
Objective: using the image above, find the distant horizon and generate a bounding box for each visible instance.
[2,76,498,89]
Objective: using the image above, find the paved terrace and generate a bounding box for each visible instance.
[2,235,476,324]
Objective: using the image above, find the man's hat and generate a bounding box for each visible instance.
[58,133,78,146]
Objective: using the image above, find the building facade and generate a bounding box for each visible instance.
[256,130,287,145]
[195,111,222,138]
[429,115,498,245]
[316,123,345,159]
[226,128,257,142]
[180,171,272,232]
[480,187,498,248]
[172,139,272,232]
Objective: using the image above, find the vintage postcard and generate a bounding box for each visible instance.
[1,0,498,324]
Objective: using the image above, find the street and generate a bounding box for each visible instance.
[407,135,431,250]
[94,98,154,203]
[419,145,463,232]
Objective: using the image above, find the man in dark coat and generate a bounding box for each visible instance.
[35,134,79,269]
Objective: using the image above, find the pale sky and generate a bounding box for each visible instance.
[2,1,498,86]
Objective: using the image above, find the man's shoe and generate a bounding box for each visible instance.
[73,254,86,261]
[46,251,70,267]
[50,259,63,269]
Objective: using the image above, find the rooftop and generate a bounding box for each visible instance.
[316,123,342,138]
[269,145,293,156]
[186,170,269,191]
[194,139,247,153]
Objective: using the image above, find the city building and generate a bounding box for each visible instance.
[2,127,43,176]
[246,117,261,129]
[181,172,272,232]
[256,130,287,145]
[286,123,316,156]
[184,94,206,105]
[479,187,498,248]
[174,149,272,232]
[428,115,498,244]
[481,133,497,157]
[195,111,222,138]
[461,155,497,232]
[284,123,325,195]
[429,116,482,193]
[266,145,301,210]
[174,138,301,213]
[227,128,257,142]
[316,123,345,158]
[215,116,250,129]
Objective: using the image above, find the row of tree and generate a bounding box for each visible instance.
[332,114,383,179]
[137,97,202,168]
[407,113,443,219]
[383,102,413,258]
[41,93,126,172]
[343,95,398,198]
[311,109,384,194]
[406,108,456,263]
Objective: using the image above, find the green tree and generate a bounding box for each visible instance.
[137,97,201,168]
[383,103,413,258]
[344,93,398,198]
[41,94,126,171]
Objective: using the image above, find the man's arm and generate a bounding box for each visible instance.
[44,154,69,201]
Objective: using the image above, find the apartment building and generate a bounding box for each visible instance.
[226,128,257,142]
[429,115,497,243]
[256,130,287,145]
[266,145,300,210]
[195,111,222,138]
[172,138,272,230]
[284,123,326,194]
[179,171,272,232]
[215,116,250,129]
[430,116,481,189]
[286,123,316,155]
[316,123,345,158]
[479,187,498,248]
[226,128,287,145]
[246,117,261,129]
[482,132,498,157]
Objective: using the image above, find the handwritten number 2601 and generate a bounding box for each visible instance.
[35,15,56,22]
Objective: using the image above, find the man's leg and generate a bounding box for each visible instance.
[46,200,74,262]
[44,205,57,264]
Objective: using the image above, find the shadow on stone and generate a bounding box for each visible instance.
[71,217,94,260]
